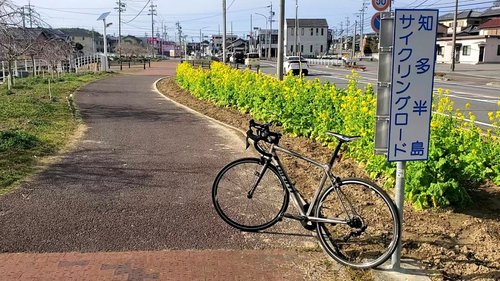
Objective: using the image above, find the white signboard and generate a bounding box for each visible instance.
[388,9,438,162]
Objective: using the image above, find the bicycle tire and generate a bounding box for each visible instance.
[315,178,400,269]
[212,158,289,232]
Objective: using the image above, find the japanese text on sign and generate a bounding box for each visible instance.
[388,9,438,162]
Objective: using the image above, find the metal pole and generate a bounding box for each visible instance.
[268,2,273,59]
[103,19,108,71]
[277,0,284,80]
[250,14,253,52]
[339,22,343,56]
[360,0,367,57]
[451,0,458,71]
[391,161,406,269]
[223,0,227,63]
[352,20,357,62]
[295,0,298,56]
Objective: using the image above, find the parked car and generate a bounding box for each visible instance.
[230,52,244,64]
[283,56,309,75]
[244,52,260,68]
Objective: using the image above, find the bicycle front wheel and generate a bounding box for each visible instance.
[315,178,400,269]
[212,158,289,232]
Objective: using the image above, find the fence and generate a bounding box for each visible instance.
[0,54,109,84]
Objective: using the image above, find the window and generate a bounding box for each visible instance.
[310,28,313,36]
[310,45,313,52]
[497,45,500,56]
[301,28,304,36]
[320,45,323,52]
[462,45,471,56]
[301,45,303,52]
[291,45,293,53]
[316,28,319,35]
[321,28,324,36]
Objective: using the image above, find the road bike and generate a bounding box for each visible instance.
[212,120,401,269]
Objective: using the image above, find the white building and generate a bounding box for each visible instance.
[209,34,238,55]
[436,17,500,64]
[285,18,328,57]
[256,29,278,58]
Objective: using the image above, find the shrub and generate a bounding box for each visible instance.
[176,62,500,209]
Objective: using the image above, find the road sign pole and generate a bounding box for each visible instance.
[391,161,405,269]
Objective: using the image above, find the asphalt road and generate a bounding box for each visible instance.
[259,61,499,127]
[0,72,256,253]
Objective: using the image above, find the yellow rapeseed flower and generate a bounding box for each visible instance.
[488,112,494,122]
[465,103,470,109]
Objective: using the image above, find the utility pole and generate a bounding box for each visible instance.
[345,17,350,57]
[21,6,26,28]
[451,0,458,71]
[176,21,182,58]
[223,0,227,63]
[250,15,253,52]
[115,0,126,70]
[360,0,368,56]
[277,0,284,79]
[352,20,357,62]
[148,0,157,58]
[339,22,343,55]
[28,1,32,28]
[295,0,299,55]
[268,2,273,59]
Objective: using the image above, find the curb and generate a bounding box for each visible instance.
[152,77,246,137]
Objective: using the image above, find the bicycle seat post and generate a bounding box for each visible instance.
[328,140,344,168]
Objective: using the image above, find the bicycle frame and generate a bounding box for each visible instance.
[257,141,351,226]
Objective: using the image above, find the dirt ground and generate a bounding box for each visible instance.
[157,78,500,281]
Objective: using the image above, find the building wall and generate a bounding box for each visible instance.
[484,37,500,62]
[285,26,328,57]
[437,37,500,64]
[480,28,500,35]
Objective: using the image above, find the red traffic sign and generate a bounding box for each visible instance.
[372,0,390,11]
[371,13,381,33]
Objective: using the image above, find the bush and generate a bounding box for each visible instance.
[176,62,500,209]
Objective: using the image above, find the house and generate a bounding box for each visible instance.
[59,28,104,55]
[479,6,500,22]
[439,10,481,35]
[285,18,328,57]
[256,29,278,58]
[227,38,248,53]
[209,34,238,55]
[436,7,500,64]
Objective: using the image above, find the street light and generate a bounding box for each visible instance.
[97,12,111,72]
[255,13,270,59]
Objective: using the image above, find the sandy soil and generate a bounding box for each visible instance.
[157,77,500,281]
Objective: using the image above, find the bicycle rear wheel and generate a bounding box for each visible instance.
[315,178,400,269]
[212,158,289,232]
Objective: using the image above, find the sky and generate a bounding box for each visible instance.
[11,0,498,40]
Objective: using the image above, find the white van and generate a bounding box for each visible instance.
[244,53,260,69]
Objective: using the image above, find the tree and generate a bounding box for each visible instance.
[39,38,72,78]
[0,0,41,89]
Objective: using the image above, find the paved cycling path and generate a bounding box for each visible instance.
[0,62,328,280]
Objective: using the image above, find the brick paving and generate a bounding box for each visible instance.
[0,250,317,281]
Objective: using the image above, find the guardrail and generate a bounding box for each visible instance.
[307,58,345,67]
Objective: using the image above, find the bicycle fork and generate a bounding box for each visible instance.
[246,159,270,199]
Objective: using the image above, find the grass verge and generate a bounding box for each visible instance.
[0,73,109,194]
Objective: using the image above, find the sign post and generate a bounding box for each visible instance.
[374,8,438,270]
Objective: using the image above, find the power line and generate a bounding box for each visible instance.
[123,0,150,24]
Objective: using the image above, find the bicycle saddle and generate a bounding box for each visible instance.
[326,132,361,142]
